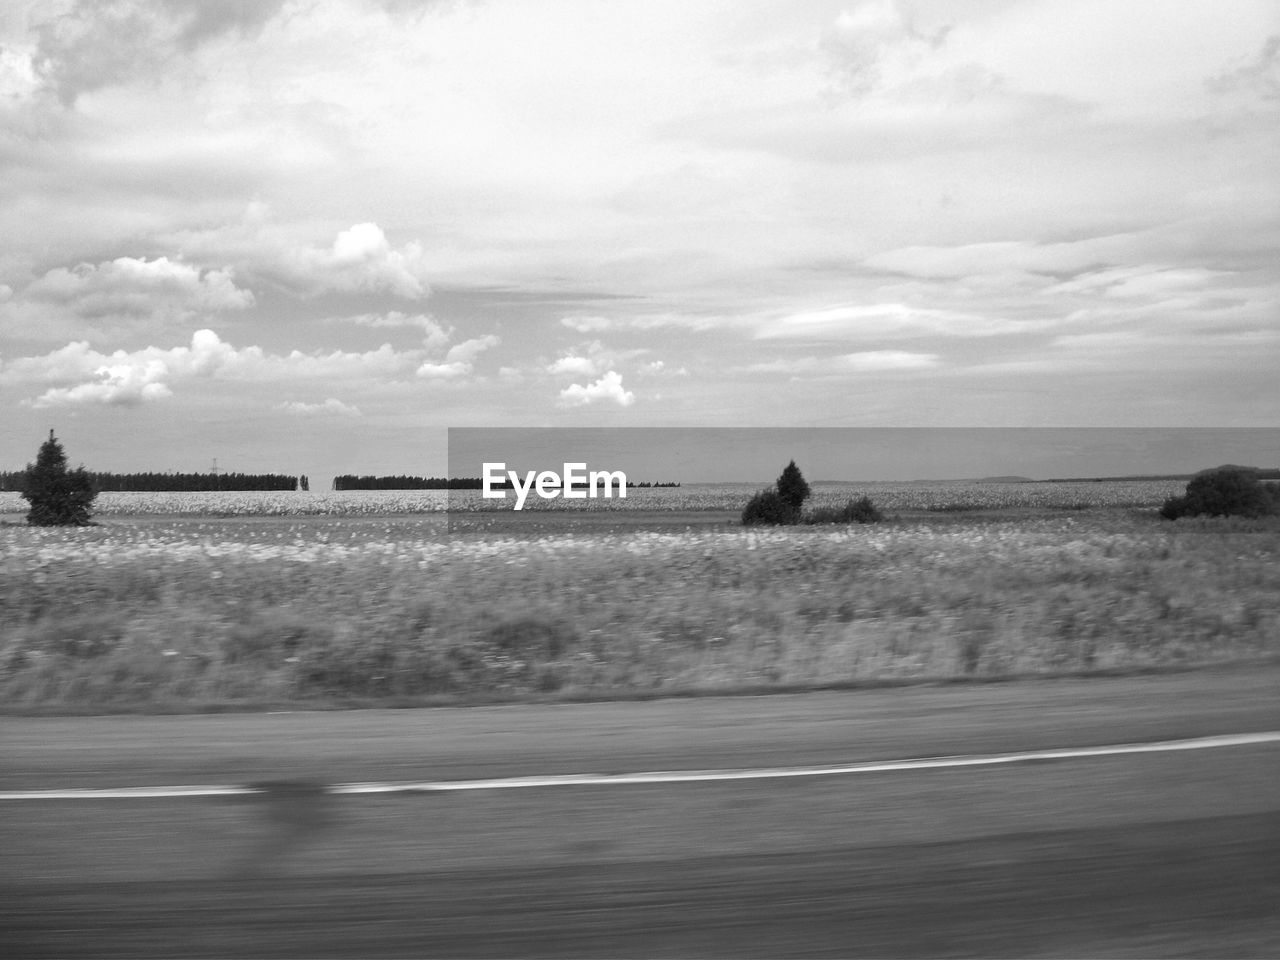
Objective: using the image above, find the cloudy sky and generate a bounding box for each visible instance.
[1,0,1277,482]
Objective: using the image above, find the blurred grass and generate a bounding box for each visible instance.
[2,508,1278,710]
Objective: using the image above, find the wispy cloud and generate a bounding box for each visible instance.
[744,351,940,375]
[277,397,362,417]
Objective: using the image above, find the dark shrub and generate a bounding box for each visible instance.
[484,616,575,660]
[1160,465,1277,519]
[741,489,799,526]
[804,495,885,525]
[21,431,97,526]
[775,460,812,511]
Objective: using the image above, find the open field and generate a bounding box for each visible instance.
[0,477,1189,516]
[2,481,1278,711]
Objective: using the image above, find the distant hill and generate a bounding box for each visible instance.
[975,476,1034,483]
[1037,467,1280,483]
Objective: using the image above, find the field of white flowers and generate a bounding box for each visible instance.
[0,478,1187,517]
[3,481,1277,709]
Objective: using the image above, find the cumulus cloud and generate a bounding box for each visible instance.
[283,223,431,299]
[14,256,253,335]
[277,397,362,417]
[548,355,597,375]
[2,328,422,407]
[545,339,647,380]
[415,361,468,379]
[32,359,173,407]
[445,334,500,364]
[558,370,635,407]
[415,334,500,379]
[173,216,433,300]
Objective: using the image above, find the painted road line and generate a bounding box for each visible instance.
[3,731,1278,800]
[0,784,262,800]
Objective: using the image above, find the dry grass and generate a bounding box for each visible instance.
[2,505,1277,711]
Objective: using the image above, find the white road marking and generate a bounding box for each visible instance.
[3,731,1277,800]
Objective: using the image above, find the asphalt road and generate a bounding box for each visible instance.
[3,664,1279,957]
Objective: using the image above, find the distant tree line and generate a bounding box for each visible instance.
[331,475,682,491]
[333,475,490,490]
[0,470,299,492]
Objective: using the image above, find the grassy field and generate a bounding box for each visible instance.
[2,481,1278,712]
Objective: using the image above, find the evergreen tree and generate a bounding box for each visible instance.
[775,459,811,511]
[21,430,97,526]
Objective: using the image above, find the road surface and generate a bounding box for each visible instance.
[3,665,1279,957]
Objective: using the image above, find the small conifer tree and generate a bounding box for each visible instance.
[21,430,97,526]
[775,459,811,511]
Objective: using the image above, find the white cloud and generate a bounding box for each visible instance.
[16,257,253,333]
[283,223,431,299]
[416,334,501,379]
[1046,265,1229,300]
[445,335,500,365]
[558,370,636,407]
[545,339,649,380]
[559,316,614,333]
[548,355,597,376]
[3,328,421,407]
[862,238,1134,280]
[415,360,469,379]
[32,359,174,408]
[745,351,940,374]
[758,303,1030,340]
[169,216,433,300]
[342,311,451,350]
[559,312,734,333]
[277,398,362,417]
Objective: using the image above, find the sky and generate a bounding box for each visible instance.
[1,0,1277,483]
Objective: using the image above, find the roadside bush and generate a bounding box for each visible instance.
[741,489,800,526]
[804,495,885,525]
[1160,465,1279,520]
[20,430,97,526]
[742,460,885,526]
[742,460,811,525]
